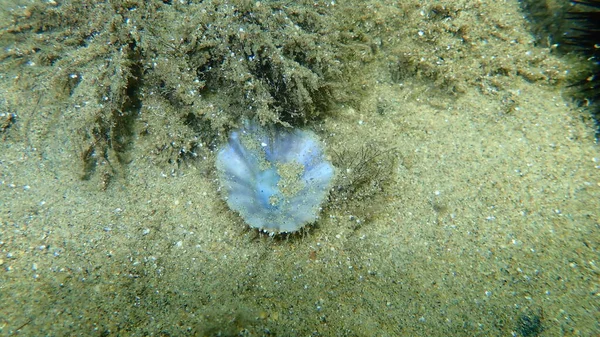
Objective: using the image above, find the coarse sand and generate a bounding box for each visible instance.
[0,0,598,335]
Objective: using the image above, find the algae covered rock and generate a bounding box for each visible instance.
[0,0,376,187]
[143,0,366,130]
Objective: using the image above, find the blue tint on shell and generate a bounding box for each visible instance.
[216,121,335,233]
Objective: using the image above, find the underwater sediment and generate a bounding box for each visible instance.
[0,0,598,336]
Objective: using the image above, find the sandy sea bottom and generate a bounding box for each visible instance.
[0,0,599,336]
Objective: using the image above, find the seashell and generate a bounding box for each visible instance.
[216,121,335,233]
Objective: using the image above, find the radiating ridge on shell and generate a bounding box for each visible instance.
[216,121,335,233]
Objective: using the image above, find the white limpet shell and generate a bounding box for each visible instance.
[216,121,335,233]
